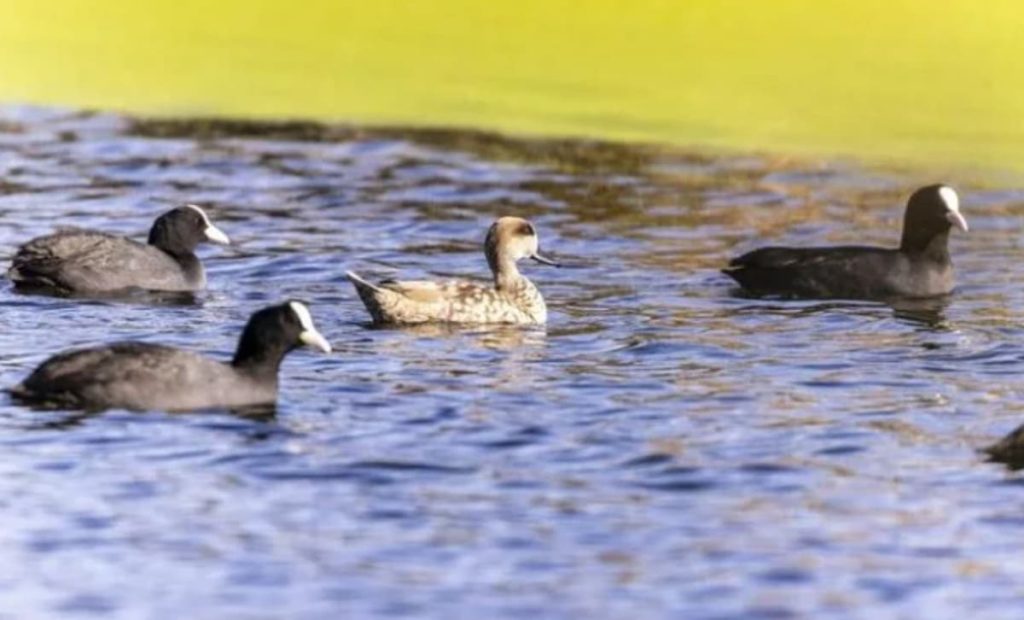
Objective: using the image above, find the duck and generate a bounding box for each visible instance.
[8,204,230,295]
[9,301,331,412]
[347,216,559,324]
[723,184,968,299]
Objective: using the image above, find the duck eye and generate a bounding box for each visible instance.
[517,223,536,237]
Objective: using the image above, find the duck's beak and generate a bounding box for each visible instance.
[204,223,231,245]
[299,329,333,353]
[531,251,560,267]
[945,210,969,233]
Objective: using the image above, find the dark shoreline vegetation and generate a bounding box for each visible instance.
[130,116,674,173]
[128,114,996,185]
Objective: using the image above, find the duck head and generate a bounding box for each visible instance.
[484,216,559,276]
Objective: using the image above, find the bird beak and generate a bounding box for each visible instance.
[530,251,560,267]
[945,210,969,233]
[204,224,231,245]
[299,329,332,353]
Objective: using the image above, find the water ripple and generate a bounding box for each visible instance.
[0,108,1021,618]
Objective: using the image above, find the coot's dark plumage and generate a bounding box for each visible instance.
[723,185,968,299]
[985,424,1024,470]
[8,204,230,294]
[9,302,332,412]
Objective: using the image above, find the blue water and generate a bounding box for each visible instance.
[1,107,1024,618]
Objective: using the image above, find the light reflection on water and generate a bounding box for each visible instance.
[1,108,1024,618]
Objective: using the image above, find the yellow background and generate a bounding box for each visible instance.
[0,1,1022,172]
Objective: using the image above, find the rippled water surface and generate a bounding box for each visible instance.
[2,107,1024,619]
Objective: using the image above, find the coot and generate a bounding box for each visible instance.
[9,204,230,294]
[10,301,331,412]
[723,185,967,299]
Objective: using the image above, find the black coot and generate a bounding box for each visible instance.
[8,204,230,294]
[723,185,968,299]
[9,301,332,412]
[984,424,1024,471]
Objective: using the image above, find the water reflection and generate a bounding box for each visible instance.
[728,290,952,329]
[889,296,952,329]
[12,284,201,306]
[366,321,548,350]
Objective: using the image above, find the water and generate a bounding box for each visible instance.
[1,107,1024,618]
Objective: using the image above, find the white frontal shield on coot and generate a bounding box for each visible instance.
[938,186,968,233]
[288,301,332,353]
[185,204,231,245]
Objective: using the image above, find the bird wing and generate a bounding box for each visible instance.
[727,245,885,270]
[12,231,178,290]
[377,279,452,304]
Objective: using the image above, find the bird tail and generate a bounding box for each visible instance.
[345,270,382,293]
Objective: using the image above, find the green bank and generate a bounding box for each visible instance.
[1,1,1022,173]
